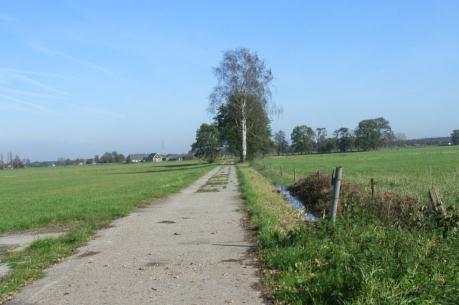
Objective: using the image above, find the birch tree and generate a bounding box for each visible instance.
[209,48,273,162]
[215,96,272,160]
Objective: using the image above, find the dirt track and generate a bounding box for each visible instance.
[8,165,264,305]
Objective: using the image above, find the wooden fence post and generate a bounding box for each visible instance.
[280,166,283,177]
[330,166,343,223]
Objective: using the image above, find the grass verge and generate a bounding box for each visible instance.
[237,164,459,305]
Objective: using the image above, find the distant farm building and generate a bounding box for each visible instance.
[146,153,162,162]
[162,153,194,161]
[164,154,183,161]
[127,153,162,163]
[85,159,96,165]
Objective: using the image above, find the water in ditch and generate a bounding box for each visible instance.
[277,186,319,222]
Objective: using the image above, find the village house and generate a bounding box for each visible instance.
[146,153,162,162]
[85,159,96,165]
[127,153,162,163]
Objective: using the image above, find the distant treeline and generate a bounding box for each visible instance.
[272,118,387,156]
[192,111,457,163]
[0,151,126,169]
[272,120,458,156]
[405,137,452,146]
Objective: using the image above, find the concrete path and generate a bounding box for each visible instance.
[8,166,264,305]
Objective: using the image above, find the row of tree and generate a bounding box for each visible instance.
[192,114,399,162]
[54,151,126,166]
[274,117,396,155]
[0,151,127,169]
[276,126,459,155]
[95,151,126,163]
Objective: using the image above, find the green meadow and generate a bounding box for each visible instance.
[253,146,459,205]
[0,161,213,233]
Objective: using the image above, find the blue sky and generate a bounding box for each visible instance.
[0,1,458,161]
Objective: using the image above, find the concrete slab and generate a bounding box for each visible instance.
[0,263,11,278]
[0,232,65,252]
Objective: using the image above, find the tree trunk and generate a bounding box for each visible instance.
[241,98,247,163]
[241,116,247,162]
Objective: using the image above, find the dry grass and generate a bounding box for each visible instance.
[238,165,302,234]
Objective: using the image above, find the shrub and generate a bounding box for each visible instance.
[287,172,364,216]
[287,172,331,214]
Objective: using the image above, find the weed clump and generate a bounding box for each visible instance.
[287,172,363,216]
[288,172,331,214]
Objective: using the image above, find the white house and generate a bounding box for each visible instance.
[127,153,162,163]
[146,153,162,162]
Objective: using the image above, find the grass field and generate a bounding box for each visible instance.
[253,146,459,205]
[0,161,214,300]
[0,161,213,233]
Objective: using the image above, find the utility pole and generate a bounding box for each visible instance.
[8,152,13,168]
